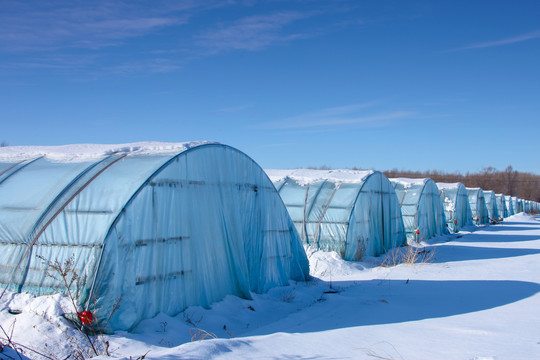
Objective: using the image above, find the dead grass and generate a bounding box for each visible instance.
[189,328,217,342]
[381,246,435,268]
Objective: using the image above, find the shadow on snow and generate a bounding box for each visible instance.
[431,244,540,263]
[480,225,540,233]
[247,279,540,335]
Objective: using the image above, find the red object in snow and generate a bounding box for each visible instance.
[454,220,458,224]
[415,229,420,234]
[78,310,93,324]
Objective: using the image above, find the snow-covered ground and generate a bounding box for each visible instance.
[2,213,539,360]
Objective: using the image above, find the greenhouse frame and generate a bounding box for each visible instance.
[437,182,473,231]
[466,188,490,225]
[267,169,407,261]
[390,178,448,241]
[0,142,309,331]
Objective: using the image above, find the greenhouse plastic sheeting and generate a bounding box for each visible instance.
[437,182,473,231]
[505,196,515,216]
[466,188,490,225]
[496,194,508,218]
[514,197,523,214]
[510,196,520,214]
[390,178,448,242]
[483,190,500,222]
[0,143,309,331]
[267,169,406,261]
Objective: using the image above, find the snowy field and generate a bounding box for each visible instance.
[2,213,540,360]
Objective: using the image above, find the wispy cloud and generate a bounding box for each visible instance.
[0,1,343,75]
[195,11,317,52]
[0,1,211,52]
[255,102,415,130]
[449,30,540,52]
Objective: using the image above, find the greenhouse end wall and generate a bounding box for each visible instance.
[267,169,406,261]
[391,178,448,242]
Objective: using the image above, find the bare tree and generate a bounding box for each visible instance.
[383,166,540,202]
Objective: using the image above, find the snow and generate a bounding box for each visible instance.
[265,168,374,186]
[0,141,215,163]
[2,214,540,359]
[437,182,462,190]
[390,177,429,189]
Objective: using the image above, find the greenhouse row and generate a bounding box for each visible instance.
[0,142,538,331]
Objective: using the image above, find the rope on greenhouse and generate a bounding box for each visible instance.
[10,153,129,293]
[0,160,24,178]
[398,186,408,207]
[302,183,310,243]
[313,184,340,247]
[0,157,44,186]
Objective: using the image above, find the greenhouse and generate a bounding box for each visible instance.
[266,169,406,261]
[496,194,508,218]
[505,196,515,216]
[437,182,473,231]
[512,196,521,214]
[466,188,490,225]
[390,178,448,241]
[483,190,500,222]
[0,142,309,331]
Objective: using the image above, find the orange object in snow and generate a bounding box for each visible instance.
[78,310,93,324]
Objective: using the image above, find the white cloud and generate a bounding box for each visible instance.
[195,11,316,52]
[0,1,207,51]
[256,103,415,130]
[449,30,540,52]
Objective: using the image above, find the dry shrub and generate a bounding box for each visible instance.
[381,246,435,267]
[0,255,123,360]
[190,328,217,342]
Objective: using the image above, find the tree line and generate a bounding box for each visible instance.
[383,166,540,202]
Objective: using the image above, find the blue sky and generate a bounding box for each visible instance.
[1,1,539,173]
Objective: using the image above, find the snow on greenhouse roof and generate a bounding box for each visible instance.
[390,177,429,189]
[0,141,215,163]
[437,182,463,190]
[265,169,374,186]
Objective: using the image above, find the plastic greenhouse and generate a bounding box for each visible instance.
[496,194,508,218]
[483,190,500,222]
[437,182,473,231]
[390,178,448,241]
[517,198,523,213]
[466,188,490,225]
[512,196,521,214]
[523,200,529,213]
[0,142,309,331]
[266,169,406,261]
[505,196,515,216]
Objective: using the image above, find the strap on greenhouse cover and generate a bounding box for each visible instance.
[302,183,310,243]
[9,153,128,293]
[313,184,340,247]
[0,160,24,178]
[0,157,44,186]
